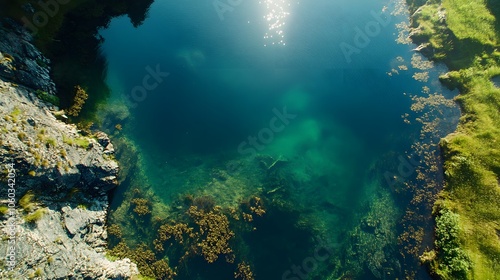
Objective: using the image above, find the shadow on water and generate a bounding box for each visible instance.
[173,205,318,280]
[1,0,154,121]
[243,207,317,280]
[47,0,154,121]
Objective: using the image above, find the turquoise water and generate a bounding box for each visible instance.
[95,0,458,279]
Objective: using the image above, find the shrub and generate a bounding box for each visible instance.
[434,209,471,279]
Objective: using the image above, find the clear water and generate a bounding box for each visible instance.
[95,0,457,278]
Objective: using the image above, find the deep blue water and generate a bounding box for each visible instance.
[96,0,457,278]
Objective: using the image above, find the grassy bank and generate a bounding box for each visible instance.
[408,0,500,278]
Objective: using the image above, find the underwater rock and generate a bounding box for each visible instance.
[177,49,206,69]
[343,190,402,279]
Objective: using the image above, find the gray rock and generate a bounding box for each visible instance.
[0,19,138,280]
[0,19,56,95]
[0,203,138,280]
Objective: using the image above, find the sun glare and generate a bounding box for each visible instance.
[260,0,295,46]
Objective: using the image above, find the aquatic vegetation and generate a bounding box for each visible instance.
[151,259,176,280]
[187,205,235,263]
[412,72,429,82]
[109,242,176,279]
[131,198,152,216]
[397,83,458,277]
[107,224,123,238]
[234,262,254,280]
[411,53,434,70]
[241,196,266,223]
[67,85,88,117]
[154,223,193,252]
[344,190,401,279]
[110,194,260,278]
[189,195,216,213]
[33,1,476,279]
[410,92,457,139]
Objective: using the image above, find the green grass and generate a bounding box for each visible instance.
[17,132,27,141]
[408,0,500,278]
[19,191,35,212]
[35,90,60,106]
[24,208,47,223]
[443,0,498,45]
[62,135,90,149]
[104,253,120,262]
[10,107,22,118]
[45,137,57,147]
[438,65,500,278]
[412,3,450,59]
[74,137,90,149]
[0,206,8,216]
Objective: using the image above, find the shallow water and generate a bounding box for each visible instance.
[95,0,458,278]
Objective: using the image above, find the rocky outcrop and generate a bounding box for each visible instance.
[0,19,138,279]
[0,18,56,95]
[0,79,119,197]
[0,196,137,279]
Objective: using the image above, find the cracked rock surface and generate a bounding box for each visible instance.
[0,19,138,279]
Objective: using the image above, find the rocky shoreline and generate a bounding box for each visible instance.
[0,19,138,279]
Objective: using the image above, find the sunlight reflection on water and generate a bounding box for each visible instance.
[260,0,296,46]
